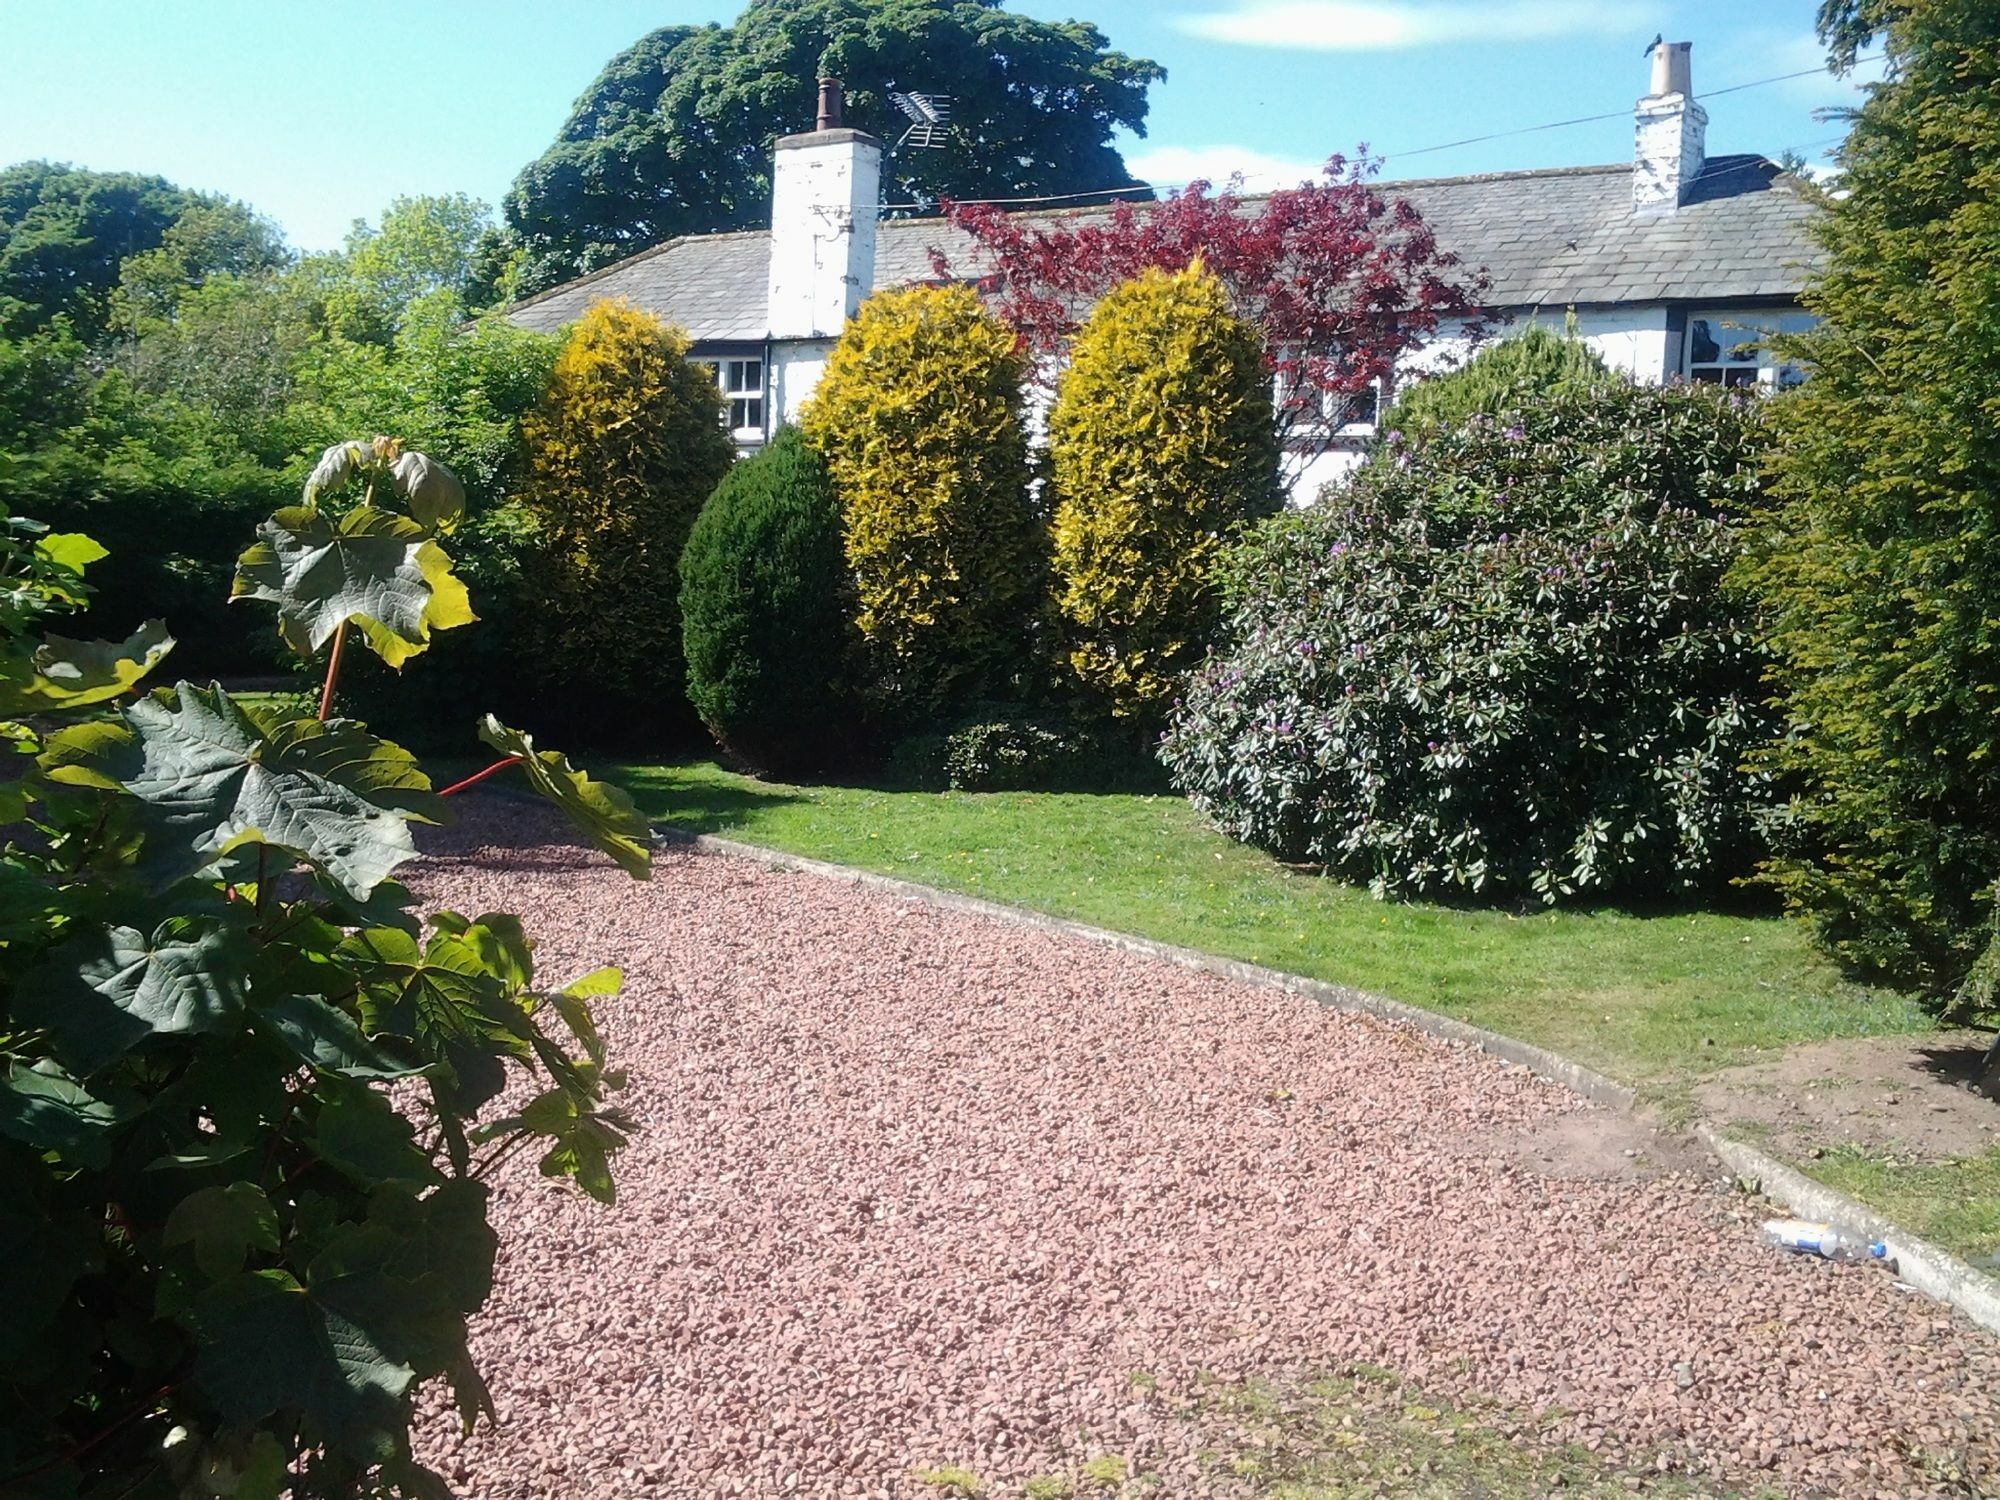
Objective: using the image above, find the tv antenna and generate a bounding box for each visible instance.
[889,91,953,149]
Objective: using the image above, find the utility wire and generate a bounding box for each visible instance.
[878,54,1878,213]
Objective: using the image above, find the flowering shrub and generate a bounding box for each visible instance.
[1160,383,1778,903]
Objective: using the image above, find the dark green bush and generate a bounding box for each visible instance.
[1160,383,1778,904]
[1379,319,1616,442]
[679,427,860,775]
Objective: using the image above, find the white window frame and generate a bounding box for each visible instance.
[701,357,766,440]
[1272,360,1383,436]
[1683,309,1813,390]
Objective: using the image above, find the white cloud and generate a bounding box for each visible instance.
[1176,0,1647,52]
[1124,144,1330,192]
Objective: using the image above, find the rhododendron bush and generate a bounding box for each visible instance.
[1160,382,1778,904]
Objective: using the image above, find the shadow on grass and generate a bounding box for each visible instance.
[607,765,809,835]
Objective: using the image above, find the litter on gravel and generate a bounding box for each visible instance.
[409,799,2000,1498]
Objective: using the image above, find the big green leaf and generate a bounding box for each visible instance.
[15,917,251,1072]
[0,1059,134,1167]
[310,1081,442,1189]
[253,993,425,1082]
[188,1269,412,1449]
[114,684,419,898]
[3,620,175,713]
[338,925,529,1061]
[232,505,473,669]
[476,717,652,879]
[163,1183,280,1281]
[268,715,445,823]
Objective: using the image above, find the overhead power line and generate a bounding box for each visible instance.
[878,53,1878,213]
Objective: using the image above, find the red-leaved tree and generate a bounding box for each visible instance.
[930,155,1492,484]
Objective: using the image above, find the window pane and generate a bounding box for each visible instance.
[1688,320,1719,364]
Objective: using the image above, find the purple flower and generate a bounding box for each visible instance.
[1504,425,1526,442]
[1277,721,1294,735]
[1351,642,1367,659]
[1296,640,1318,656]
[1328,541,1348,558]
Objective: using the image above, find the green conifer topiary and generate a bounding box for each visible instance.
[1046,262,1280,721]
[678,426,858,774]
[520,298,734,716]
[1380,318,1616,441]
[799,284,1040,721]
[1734,0,2000,1013]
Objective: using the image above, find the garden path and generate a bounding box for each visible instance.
[409,801,1999,1498]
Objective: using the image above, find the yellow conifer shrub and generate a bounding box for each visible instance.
[1047,263,1280,720]
[521,298,734,711]
[800,284,1040,718]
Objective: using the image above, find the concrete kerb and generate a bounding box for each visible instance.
[661,826,2000,1337]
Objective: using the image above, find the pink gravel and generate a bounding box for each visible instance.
[408,801,2000,1498]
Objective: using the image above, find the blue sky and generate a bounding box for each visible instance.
[0,0,1876,251]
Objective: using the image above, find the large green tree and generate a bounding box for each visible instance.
[505,0,1163,294]
[0,162,279,342]
[1738,0,2000,1013]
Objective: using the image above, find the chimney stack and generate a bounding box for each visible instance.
[1633,40,1707,214]
[767,78,881,340]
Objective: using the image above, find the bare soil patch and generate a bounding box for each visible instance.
[1695,1032,2000,1163]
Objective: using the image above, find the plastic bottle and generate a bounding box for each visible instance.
[1760,1217,1891,1266]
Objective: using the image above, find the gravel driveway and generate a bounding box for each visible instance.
[409,802,1999,1498]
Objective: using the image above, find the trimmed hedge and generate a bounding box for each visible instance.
[800,284,1041,721]
[1160,381,1778,904]
[678,426,859,774]
[520,298,733,715]
[1047,263,1280,722]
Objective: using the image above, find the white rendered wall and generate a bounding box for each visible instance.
[1401,306,1675,390]
[767,134,881,340]
[770,340,837,428]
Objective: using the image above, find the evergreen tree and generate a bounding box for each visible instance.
[1736,0,2000,1013]
[521,300,734,718]
[679,426,859,773]
[800,285,1039,721]
[1047,263,1279,721]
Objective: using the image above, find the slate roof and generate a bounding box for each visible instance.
[503,154,1819,341]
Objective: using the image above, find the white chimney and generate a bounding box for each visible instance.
[767,78,881,339]
[1633,40,1707,214]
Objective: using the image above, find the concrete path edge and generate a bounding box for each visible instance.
[661,827,2000,1336]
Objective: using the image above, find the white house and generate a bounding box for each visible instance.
[506,43,1820,503]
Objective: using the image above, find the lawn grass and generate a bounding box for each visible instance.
[604,758,1934,1094]
[1807,1144,2000,1264]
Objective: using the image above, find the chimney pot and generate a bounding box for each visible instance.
[816,76,844,132]
[1648,40,1692,98]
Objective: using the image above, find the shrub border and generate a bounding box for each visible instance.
[661,824,2000,1337]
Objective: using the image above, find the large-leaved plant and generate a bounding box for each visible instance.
[0,434,651,1497]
